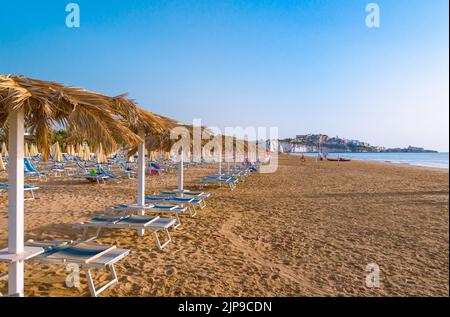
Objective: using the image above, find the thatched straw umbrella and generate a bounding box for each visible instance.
[134,111,216,193]
[0,74,143,297]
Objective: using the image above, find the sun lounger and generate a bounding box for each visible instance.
[145,196,205,216]
[24,157,47,181]
[0,184,40,200]
[118,162,137,178]
[197,176,238,190]
[72,173,110,184]
[160,190,211,199]
[159,191,210,208]
[97,165,129,180]
[74,214,177,250]
[105,204,188,228]
[24,240,130,297]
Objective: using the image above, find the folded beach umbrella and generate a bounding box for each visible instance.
[0,74,144,297]
[70,144,75,156]
[82,143,90,161]
[77,144,83,159]
[150,150,157,162]
[29,144,38,157]
[53,142,63,162]
[1,142,8,157]
[96,143,107,164]
[24,143,30,158]
[0,152,5,171]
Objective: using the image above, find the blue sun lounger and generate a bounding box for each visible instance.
[24,157,47,181]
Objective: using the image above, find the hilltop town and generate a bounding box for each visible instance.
[276,134,437,153]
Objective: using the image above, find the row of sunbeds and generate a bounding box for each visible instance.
[1,158,257,297]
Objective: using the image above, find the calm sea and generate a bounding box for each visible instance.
[291,152,449,169]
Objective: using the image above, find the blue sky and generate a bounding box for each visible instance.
[1,0,448,150]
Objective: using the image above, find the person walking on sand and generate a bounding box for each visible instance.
[300,154,306,162]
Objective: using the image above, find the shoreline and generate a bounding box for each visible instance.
[289,152,449,170]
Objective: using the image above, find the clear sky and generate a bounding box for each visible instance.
[1,0,448,151]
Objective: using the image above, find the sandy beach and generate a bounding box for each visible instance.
[0,154,448,297]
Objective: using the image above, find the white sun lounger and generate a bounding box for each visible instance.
[105,204,188,228]
[145,196,205,216]
[160,190,211,204]
[74,214,177,250]
[197,176,238,190]
[0,184,40,200]
[24,240,130,297]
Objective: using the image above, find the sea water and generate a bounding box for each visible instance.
[291,152,449,169]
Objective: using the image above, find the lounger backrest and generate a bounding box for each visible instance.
[24,157,38,173]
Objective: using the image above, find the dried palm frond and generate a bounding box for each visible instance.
[0,74,144,159]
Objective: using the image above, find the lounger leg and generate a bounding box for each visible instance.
[174,214,181,229]
[85,265,118,297]
[82,227,102,242]
[188,205,197,217]
[153,229,172,250]
[85,269,97,297]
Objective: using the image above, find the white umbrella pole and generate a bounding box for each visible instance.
[178,149,184,196]
[8,109,25,297]
[137,131,146,236]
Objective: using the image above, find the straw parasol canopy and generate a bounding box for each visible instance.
[2,141,8,156]
[0,75,144,160]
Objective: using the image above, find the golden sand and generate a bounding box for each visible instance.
[0,154,448,296]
